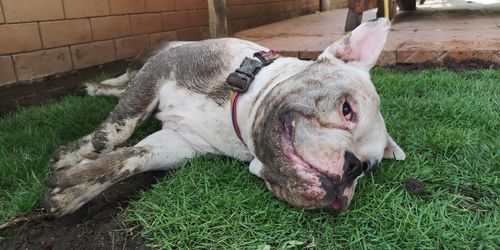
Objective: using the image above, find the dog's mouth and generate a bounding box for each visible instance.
[279,113,350,213]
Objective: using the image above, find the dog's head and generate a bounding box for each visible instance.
[252,18,405,213]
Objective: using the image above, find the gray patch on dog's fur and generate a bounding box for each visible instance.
[127,41,171,73]
[89,39,237,152]
[138,40,233,105]
[78,147,148,184]
[91,128,110,153]
[172,43,231,105]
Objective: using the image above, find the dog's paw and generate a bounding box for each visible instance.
[51,135,94,171]
[84,82,100,96]
[43,165,105,217]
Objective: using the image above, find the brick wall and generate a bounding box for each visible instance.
[331,0,348,9]
[227,0,320,34]
[0,0,209,86]
[0,0,322,86]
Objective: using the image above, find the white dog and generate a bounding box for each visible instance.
[44,18,405,217]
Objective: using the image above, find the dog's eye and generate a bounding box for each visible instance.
[342,101,353,120]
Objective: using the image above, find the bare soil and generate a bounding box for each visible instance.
[405,178,494,212]
[0,60,128,118]
[0,171,167,250]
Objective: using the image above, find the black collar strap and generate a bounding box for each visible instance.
[226,50,280,145]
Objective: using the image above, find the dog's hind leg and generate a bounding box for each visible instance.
[100,72,130,87]
[52,71,162,171]
[85,72,131,96]
[85,82,126,97]
[45,129,211,217]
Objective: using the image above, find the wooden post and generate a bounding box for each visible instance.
[208,0,228,38]
[320,0,331,11]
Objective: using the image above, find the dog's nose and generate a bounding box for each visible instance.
[328,195,349,213]
[344,152,364,182]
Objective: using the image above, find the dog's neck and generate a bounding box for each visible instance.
[234,57,313,155]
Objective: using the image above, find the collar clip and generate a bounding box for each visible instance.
[226,50,280,145]
[226,57,263,93]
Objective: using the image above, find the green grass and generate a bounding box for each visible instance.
[0,69,499,249]
[0,96,160,222]
[0,96,115,221]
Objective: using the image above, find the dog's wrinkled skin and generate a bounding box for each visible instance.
[45,18,405,217]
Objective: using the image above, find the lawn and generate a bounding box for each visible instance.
[0,69,499,249]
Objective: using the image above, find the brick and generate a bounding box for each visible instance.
[0,56,16,86]
[175,0,207,10]
[200,26,209,39]
[377,50,396,66]
[396,50,444,64]
[110,0,146,14]
[187,10,208,27]
[227,5,258,20]
[176,27,201,41]
[299,50,321,60]
[279,51,299,58]
[331,0,348,8]
[290,10,306,18]
[294,0,308,10]
[226,0,239,6]
[473,50,500,64]
[40,19,92,48]
[439,50,474,64]
[131,13,163,35]
[279,3,292,13]
[163,11,189,31]
[149,31,177,46]
[409,50,500,65]
[71,41,116,69]
[146,0,175,12]
[91,15,131,40]
[0,23,41,55]
[2,0,64,23]
[307,0,320,8]
[13,47,73,81]
[262,2,288,16]
[63,0,110,18]
[115,35,150,59]
[228,18,257,33]
[0,4,4,23]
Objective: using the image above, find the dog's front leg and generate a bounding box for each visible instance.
[44,129,212,217]
[51,71,162,171]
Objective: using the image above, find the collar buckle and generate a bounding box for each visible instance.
[226,57,263,93]
[227,50,280,146]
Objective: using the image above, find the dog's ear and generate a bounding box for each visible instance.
[383,134,406,160]
[318,18,391,70]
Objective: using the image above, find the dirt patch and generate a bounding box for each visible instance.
[405,178,428,196]
[0,171,167,250]
[405,178,496,212]
[0,60,128,119]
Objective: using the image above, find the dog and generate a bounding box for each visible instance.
[44,18,405,217]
